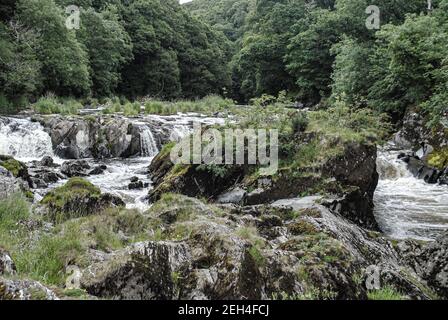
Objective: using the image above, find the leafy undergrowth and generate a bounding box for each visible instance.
[367,286,407,300]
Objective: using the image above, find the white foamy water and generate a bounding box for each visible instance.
[374,148,448,241]
[0,117,55,162]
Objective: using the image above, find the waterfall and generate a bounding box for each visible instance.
[0,117,54,161]
[376,149,412,180]
[374,147,448,241]
[139,125,159,157]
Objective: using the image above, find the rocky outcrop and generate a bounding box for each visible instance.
[39,177,124,223]
[74,195,436,300]
[0,157,31,199]
[400,154,446,185]
[32,115,155,159]
[398,231,448,299]
[148,146,247,202]
[0,277,58,300]
[149,141,379,230]
[393,108,448,184]
[61,160,106,177]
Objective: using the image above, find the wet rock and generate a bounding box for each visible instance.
[128,180,144,190]
[33,115,146,159]
[0,277,58,300]
[39,156,55,167]
[439,168,448,185]
[61,160,91,177]
[405,157,442,184]
[0,248,16,275]
[88,165,107,175]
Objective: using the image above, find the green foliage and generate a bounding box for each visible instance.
[119,0,231,100]
[33,95,83,115]
[368,14,448,118]
[367,286,406,300]
[186,0,255,42]
[77,8,133,97]
[0,158,24,177]
[17,0,91,97]
[0,193,30,239]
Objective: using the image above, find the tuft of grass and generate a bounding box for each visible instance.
[33,94,83,115]
[14,222,85,286]
[367,286,406,300]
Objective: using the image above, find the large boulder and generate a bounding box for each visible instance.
[399,231,448,299]
[149,140,380,230]
[0,277,58,300]
[32,115,153,159]
[39,177,124,223]
[0,156,32,199]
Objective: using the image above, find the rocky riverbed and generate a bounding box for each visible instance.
[1,109,448,300]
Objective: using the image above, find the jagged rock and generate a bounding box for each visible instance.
[0,165,24,199]
[216,188,247,205]
[81,241,191,300]
[404,156,442,184]
[39,156,55,167]
[61,160,91,177]
[416,232,448,299]
[0,155,31,185]
[33,115,156,159]
[0,248,16,275]
[88,165,107,175]
[128,180,144,190]
[439,168,448,185]
[0,277,58,300]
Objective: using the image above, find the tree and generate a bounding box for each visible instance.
[78,7,132,97]
[17,0,91,97]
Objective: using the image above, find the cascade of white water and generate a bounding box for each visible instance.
[139,125,159,157]
[0,117,54,161]
[374,148,448,241]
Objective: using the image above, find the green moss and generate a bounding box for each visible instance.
[40,178,102,223]
[427,148,448,170]
[0,158,25,178]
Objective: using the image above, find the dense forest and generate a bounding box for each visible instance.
[0,0,446,127]
[187,0,448,125]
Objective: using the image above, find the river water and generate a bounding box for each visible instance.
[1,116,447,240]
[374,146,448,241]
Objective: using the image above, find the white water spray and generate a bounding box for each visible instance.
[0,117,54,161]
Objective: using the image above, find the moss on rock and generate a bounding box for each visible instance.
[40,177,123,223]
